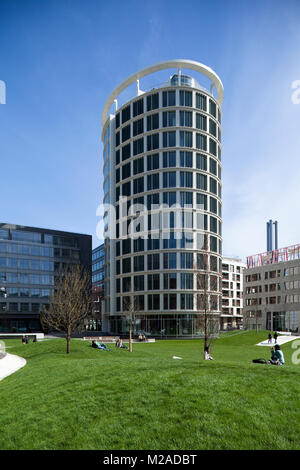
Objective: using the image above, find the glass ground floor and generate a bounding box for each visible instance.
[266,311,299,333]
[0,316,41,333]
[108,314,220,338]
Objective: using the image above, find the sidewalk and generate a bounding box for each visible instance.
[256,335,299,347]
[0,353,26,381]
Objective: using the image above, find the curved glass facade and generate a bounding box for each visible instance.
[102,67,223,337]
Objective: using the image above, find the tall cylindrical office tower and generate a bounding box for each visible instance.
[101,60,223,337]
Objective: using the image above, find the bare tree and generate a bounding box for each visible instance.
[40,264,92,354]
[122,295,138,353]
[194,253,220,356]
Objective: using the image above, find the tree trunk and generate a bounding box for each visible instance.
[67,329,71,354]
[129,311,133,353]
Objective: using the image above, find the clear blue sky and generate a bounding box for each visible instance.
[0,0,300,260]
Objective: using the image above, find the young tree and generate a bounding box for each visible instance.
[40,264,92,354]
[122,295,137,353]
[194,253,221,356]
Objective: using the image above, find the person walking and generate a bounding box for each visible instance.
[274,332,278,344]
[268,333,272,344]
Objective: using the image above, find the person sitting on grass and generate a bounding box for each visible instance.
[204,345,214,360]
[268,344,285,365]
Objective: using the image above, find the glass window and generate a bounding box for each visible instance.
[209,138,217,156]
[148,274,160,290]
[147,193,159,210]
[133,157,144,175]
[133,177,144,194]
[179,111,192,127]
[209,119,217,137]
[196,133,207,151]
[148,294,160,310]
[122,124,131,143]
[133,98,144,117]
[163,131,176,148]
[122,277,131,293]
[122,162,131,180]
[196,113,207,131]
[163,111,176,127]
[196,153,207,171]
[122,143,131,161]
[210,197,217,214]
[163,253,177,269]
[180,171,193,188]
[147,173,159,191]
[180,191,193,207]
[180,151,192,167]
[210,216,218,233]
[179,90,192,107]
[164,273,177,289]
[209,99,217,118]
[147,93,159,111]
[180,131,192,147]
[181,294,193,310]
[209,158,217,176]
[196,193,207,210]
[162,90,176,107]
[181,273,193,290]
[147,134,159,151]
[196,93,207,111]
[181,252,193,269]
[163,172,176,188]
[147,113,159,131]
[163,191,176,207]
[122,257,131,273]
[133,118,144,136]
[134,275,144,291]
[134,255,144,272]
[133,137,144,156]
[163,151,176,168]
[147,153,159,171]
[122,105,131,124]
[148,254,160,270]
[210,177,217,195]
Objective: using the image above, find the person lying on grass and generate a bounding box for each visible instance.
[92,340,111,351]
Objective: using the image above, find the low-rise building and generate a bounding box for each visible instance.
[244,244,300,332]
[91,244,105,330]
[221,257,246,330]
[0,223,92,333]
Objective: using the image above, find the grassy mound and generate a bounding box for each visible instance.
[0,331,299,450]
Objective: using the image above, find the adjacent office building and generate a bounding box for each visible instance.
[221,257,246,330]
[91,244,105,330]
[244,244,300,332]
[0,223,92,333]
[101,60,224,336]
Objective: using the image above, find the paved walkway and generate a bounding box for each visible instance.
[0,353,26,381]
[256,335,299,347]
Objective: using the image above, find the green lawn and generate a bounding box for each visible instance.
[0,331,299,450]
